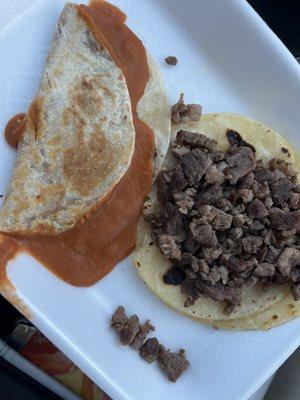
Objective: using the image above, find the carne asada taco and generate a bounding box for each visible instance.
[133,113,300,329]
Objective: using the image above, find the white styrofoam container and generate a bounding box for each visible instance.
[1,1,300,399]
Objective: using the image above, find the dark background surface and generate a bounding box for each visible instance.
[0,1,300,399]
[0,358,62,400]
[248,0,300,59]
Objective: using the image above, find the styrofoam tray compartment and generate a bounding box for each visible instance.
[1,1,300,399]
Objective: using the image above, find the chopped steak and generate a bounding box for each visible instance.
[216,198,233,212]
[140,338,160,363]
[271,178,295,206]
[238,188,253,203]
[197,183,223,206]
[170,165,188,191]
[177,130,216,151]
[228,227,243,240]
[157,170,172,204]
[254,263,275,277]
[276,248,300,276]
[269,158,297,180]
[265,245,281,263]
[247,199,268,220]
[181,150,212,186]
[190,220,218,247]
[255,182,270,199]
[212,209,233,231]
[157,346,190,382]
[148,128,300,314]
[242,235,263,254]
[172,144,190,159]
[249,220,264,234]
[111,307,189,382]
[131,320,155,350]
[270,209,300,231]
[208,266,221,284]
[205,164,225,184]
[182,234,200,254]
[289,192,300,209]
[165,56,177,65]
[242,172,255,189]
[227,255,249,272]
[111,306,127,332]
[226,147,256,184]
[264,196,273,209]
[203,247,221,262]
[291,268,300,282]
[171,94,202,124]
[291,283,300,301]
[157,203,184,237]
[233,213,245,227]
[119,315,140,345]
[196,280,238,302]
[158,234,181,260]
[254,168,276,183]
[173,188,196,214]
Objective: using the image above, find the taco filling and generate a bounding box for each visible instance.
[147,129,300,315]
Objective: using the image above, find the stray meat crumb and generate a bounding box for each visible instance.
[140,337,160,363]
[131,320,155,350]
[165,56,178,66]
[119,314,140,345]
[111,306,127,332]
[171,93,202,124]
[111,307,189,382]
[158,346,190,382]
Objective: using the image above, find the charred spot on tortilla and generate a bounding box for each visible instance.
[226,129,256,153]
[281,147,291,157]
[163,267,186,285]
[165,56,178,66]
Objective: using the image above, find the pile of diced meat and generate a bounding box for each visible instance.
[148,129,300,314]
[111,306,189,382]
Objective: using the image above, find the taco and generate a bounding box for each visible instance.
[0,2,170,236]
[133,113,300,329]
[0,2,170,287]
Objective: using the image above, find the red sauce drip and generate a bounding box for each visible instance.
[4,113,26,149]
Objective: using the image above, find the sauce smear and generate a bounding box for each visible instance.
[5,113,26,149]
[1,1,155,286]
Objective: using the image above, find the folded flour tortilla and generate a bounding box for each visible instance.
[0,3,170,235]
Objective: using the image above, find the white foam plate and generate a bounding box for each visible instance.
[1,1,300,399]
